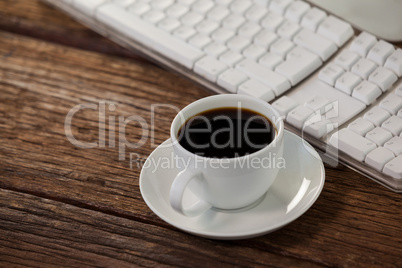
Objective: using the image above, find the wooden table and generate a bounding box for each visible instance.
[0,1,401,267]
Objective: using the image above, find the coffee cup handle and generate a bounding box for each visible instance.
[170,170,212,217]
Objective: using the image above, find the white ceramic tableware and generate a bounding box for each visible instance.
[139,131,325,239]
[169,95,284,217]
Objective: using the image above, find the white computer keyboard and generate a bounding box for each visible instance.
[43,0,402,192]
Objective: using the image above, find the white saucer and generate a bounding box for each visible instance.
[139,131,325,240]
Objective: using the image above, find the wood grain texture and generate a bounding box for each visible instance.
[0,1,401,267]
[0,189,321,268]
[0,0,143,60]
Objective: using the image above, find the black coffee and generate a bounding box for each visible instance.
[178,107,276,158]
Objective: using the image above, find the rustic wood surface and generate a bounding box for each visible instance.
[0,1,401,267]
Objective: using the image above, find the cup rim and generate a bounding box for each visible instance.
[170,94,284,162]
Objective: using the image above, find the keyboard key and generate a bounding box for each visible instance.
[364,107,391,126]
[287,80,366,126]
[173,25,196,40]
[277,21,301,39]
[128,2,150,15]
[219,50,243,66]
[365,147,395,171]
[194,56,228,82]
[222,14,246,30]
[398,109,402,119]
[259,53,283,69]
[351,58,377,79]
[383,155,402,179]
[317,15,353,47]
[293,29,337,61]
[211,28,235,43]
[319,63,344,86]
[137,1,156,4]
[270,38,294,58]
[368,67,398,92]
[367,40,395,66]
[160,0,181,12]
[284,1,310,23]
[188,33,212,49]
[304,95,332,114]
[351,81,382,105]
[245,4,269,22]
[143,9,166,23]
[192,0,214,13]
[230,0,252,14]
[396,83,402,97]
[304,118,334,139]
[113,0,136,7]
[215,0,232,5]
[179,0,196,4]
[177,0,195,6]
[238,79,275,102]
[217,69,248,93]
[365,127,393,146]
[97,4,204,69]
[334,50,360,71]
[158,17,180,32]
[243,45,266,59]
[196,20,219,34]
[272,96,298,117]
[384,49,402,77]
[204,42,227,57]
[166,4,189,18]
[207,6,230,21]
[287,106,315,129]
[380,94,402,115]
[227,35,250,51]
[151,0,174,10]
[384,136,402,156]
[329,128,377,161]
[253,30,278,48]
[275,47,322,85]
[180,11,203,26]
[300,7,326,31]
[335,72,362,95]
[381,116,402,136]
[348,118,375,136]
[239,22,262,38]
[236,59,291,96]
[254,0,270,7]
[74,0,108,16]
[350,32,377,57]
[261,12,284,31]
[269,0,293,15]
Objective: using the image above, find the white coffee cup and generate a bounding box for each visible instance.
[169,94,284,217]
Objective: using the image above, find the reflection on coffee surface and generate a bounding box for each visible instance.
[178,107,276,158]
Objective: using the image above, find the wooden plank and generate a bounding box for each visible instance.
[0,0,142,60]
[0,29,210,224]
[0,189,322,267]
[0,30,401,266]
